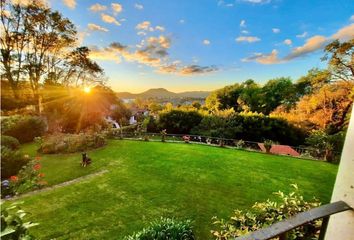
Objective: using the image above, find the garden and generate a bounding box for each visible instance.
[2,139,337,239]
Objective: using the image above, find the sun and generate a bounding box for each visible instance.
[83,86,91,93]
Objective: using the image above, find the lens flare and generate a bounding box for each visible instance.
[83,87,91,93]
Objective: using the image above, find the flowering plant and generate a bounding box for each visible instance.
[182,135,190,143]
[1,156,47,198]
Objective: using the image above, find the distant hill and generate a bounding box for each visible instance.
[116,88,211,99]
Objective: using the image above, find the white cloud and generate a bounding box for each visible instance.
[62,0,76,9]
[240,20,246,27]
[272,28,280,33]
[331,23,354,41]
[155,26,165,31]
[88,23,109,32]
[111,3,123,14]
[242,0,271,3]
[89,3,107,12]
[241,30,249,34]
[101,14,121,26]
[242,49,282,64]
[296,32,308,38]
[203,39,210,45]
[137,31,147,36]
[134,3,143,10]
[283,39,292,45]
[179,19,185,24]
[285,35,327,60]
[236,36,260,43]
[136,21,151,30]
[350,15,354,21]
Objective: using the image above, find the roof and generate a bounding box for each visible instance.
[258,143,300,157]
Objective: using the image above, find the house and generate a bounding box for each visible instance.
[129,107,149,125]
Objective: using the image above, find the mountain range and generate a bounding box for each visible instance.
[116,88,211,99]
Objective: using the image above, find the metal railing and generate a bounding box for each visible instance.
[110,131,340,161]
[235,201,353,240]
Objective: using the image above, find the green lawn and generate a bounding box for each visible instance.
[14,140,337,239]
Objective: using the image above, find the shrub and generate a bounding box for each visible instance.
[39,133,106,154]
[125,218,195,240]
[1,135,20,150]
[211,184,321,240]
[235,139,245,149]
[263,139,273,153]
[1,146,29,180]
[1,201,38,239]
[158,110,203,134]
[1,115,47,143]
[191,113,306,145]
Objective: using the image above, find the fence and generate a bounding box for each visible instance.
[109,131,340,161]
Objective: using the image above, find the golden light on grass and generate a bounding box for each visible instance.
[83,86,91,93]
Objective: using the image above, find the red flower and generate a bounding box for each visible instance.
[10,176,18,182]
[33,163,41,171]
[38,173,45,178]
[35,156,41,161]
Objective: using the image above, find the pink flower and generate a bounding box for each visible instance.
[35,156,41,161]
[10,176,18,182]
[33,163,41,171]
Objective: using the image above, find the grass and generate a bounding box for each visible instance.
[14,140,337,239]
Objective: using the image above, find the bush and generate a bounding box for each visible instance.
[1,201,38,239]
[38,133,106,154]
[1,146,29,180]
[211,184,321,240]
[1,135,20,150]
[1,115,47,143]
[263,139,273,153]
[125,218,195,240]
[191,113,306,145]
[158,110,203,134]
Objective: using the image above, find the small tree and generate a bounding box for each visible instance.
[263,139,273,153]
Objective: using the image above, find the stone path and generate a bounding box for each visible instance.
[8,169,109,201]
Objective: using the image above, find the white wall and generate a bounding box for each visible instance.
[325,109,354,239]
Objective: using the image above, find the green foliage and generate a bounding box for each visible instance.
[1,201,38,240]
[6,159,46,196]
[39,133,106,154]
[143,116,159,133]
[191,113,306,145]
[125,218,195,240]
[0,147,28,180]
[1,135,20,150]
[306,130,345,162]
[111,100,132,126]
[211,184,321,240]
[158,110,203,134]
[263,139,273,153]
[1,116,47,143]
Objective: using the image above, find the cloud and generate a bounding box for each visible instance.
[242,0,271,3]
[87,23,109,32]
[111,3,123,14]
[179,19,185,24]
[158,64,218,75]
[241,30,249,34]
[350,15,354,21]
[203,39,210,45]
[272,28,280,33]
[283,39,292,45]
[244,23,354,65]
[101,14,121,26]
[217,0,234,7]
[155,26,165,31]
[89,45,122,63]
[331,23,354,40]
[89,3,107,12]
[240,20,246,27]
[296,32,308,38]
[62,0,76,9]
[135,3,143,10]
[242,49,282,64]
[236,36,261,43]
[147,36,171,48]
[136,21,151,30]
[284,35,327,60]
[137,31,147,36]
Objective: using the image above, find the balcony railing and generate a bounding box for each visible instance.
[234,201,352,240]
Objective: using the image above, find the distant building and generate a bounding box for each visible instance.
[129,107,149,125]
[258,143,300,157]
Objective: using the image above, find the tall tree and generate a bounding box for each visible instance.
[322,39,354,82]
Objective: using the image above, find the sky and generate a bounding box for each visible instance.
[48,0,353,93]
